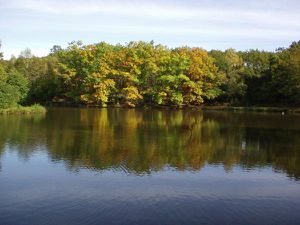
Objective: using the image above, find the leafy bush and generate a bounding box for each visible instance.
[0,64,29,108]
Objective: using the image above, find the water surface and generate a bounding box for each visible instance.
[1,108,300,225]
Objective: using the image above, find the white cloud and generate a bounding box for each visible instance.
[1,0,300,58]
[4,0,195,19]
[3,0,300,26]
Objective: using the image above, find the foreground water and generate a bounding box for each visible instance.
[0,108,300,225]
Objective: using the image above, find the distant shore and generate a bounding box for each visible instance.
[3,103,300,115]
[0,104,46,115]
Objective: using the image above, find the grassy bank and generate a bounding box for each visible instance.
[201,105,300,113]
[0,104,46,115]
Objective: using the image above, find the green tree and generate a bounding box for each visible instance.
[240,50,273,103]
[7,69,29,103]
[270,41,300,103]
[0,66,28,108]
[210,49,245,104]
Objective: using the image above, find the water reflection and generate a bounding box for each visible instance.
[1,108,300,179]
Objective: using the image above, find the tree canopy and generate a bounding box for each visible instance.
[1,40,300,108]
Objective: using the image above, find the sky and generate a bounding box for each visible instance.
[1,0,300,59]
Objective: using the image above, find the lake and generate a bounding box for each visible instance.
[1,108,300,225]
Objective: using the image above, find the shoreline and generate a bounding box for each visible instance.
[201,106,300,113]
[46,103,300,113]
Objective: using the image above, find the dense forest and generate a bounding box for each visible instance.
[0,40,300,108]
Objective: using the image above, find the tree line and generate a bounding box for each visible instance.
[1,40,300,108]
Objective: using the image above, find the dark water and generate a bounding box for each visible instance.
[1,108,300,225]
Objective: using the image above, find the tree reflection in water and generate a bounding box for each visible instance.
[1,108,300,179]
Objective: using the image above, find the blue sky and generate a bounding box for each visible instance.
[1,0,300,59]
